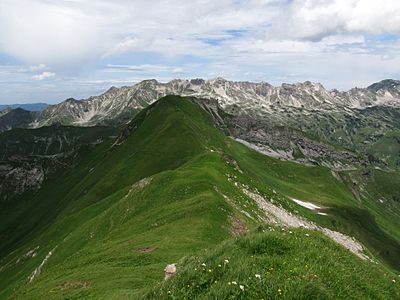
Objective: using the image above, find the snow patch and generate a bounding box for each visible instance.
[291,198,321,210]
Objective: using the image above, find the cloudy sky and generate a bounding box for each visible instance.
[0,0,399,104]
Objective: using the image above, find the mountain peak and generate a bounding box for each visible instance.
[65,98,79,103]
[303,80,325,89]
[137,79,159,85]
[190,78,206,85]
[107,86,118,92]
[12,107,30,113]
[208,77,228,84]
[367,79,400,92]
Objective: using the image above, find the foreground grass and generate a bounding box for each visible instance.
[144,226,400,300]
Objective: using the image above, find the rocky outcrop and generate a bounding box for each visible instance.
[224,114,364,169]
[164,264,177,280]
[0,125,118,202]
[186,97,371,169]
[0,155,71,202]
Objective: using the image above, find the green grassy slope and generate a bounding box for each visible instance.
[340,168,400,246]
[224,138,400,271]
[0,96,238,299]
[0,96,399,299]
[145,226,399,300]
[367,131,400,167]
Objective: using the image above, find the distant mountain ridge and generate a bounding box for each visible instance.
[43,78,400,126]
[0,103,48,112]
[0,108,35,132]
[0,78,399,130]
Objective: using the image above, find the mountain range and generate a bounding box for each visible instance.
[1,78,400,169]
[31,78,400,127]
[0,103,48,113]
[0,79,399,299]
[1,78,399,131]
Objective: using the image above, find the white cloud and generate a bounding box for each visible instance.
[31,71,56,80]
[321,35,365,45]
[0,0,399,67]
[0,0,118,67]
[274,0,400,41]
[29,64,47,72]
[105,64,180,73]
[0,0,399,103]
[172,67,185,74]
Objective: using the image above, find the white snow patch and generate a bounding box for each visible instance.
[291,198,322,210]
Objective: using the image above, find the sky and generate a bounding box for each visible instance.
[0,0,400,104]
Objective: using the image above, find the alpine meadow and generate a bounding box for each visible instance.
[1,1,400,299]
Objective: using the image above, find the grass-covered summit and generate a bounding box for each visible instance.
[0,95,399,299]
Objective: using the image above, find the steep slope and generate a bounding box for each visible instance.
[224,104,400,169]
[0,125,119,201]
[0,96,399,299]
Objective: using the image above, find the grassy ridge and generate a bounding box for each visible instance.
[0,96,238,298]
[0,96,399,299]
